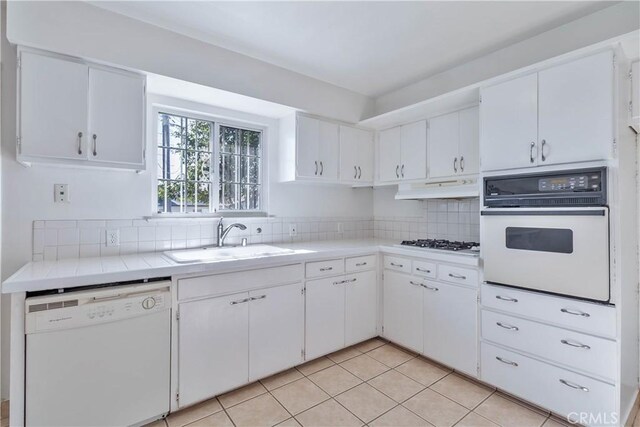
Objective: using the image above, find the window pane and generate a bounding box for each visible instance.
[241,185,260,210]
[158,180,184,213]
[197,151,211,182]
[221,154,238,183]
[186,119,212,151]
[197,182,211,212]
[158,148,185,180]
[241,129,261,156]
[240,156,260,184]
[220,126,238,154]
[159,114,186,148]
[219,183,239,210]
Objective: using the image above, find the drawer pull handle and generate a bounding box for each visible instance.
[496,295,518,303]
[423,284,439,292]
[390,262,404,268]
[250,295,267,301]
[319,267,333,272]
[347,278,357,283]
[230,298,250,305]
[559,379,589,392]
[448,273,466,280]
[560,339,591,350]
[409,280,423,287]
[496,322,519,331]
[333,280,347,285]
[416,268,431,273]
[560,308,590,317]
[496,356,518,367]
[355,262,367,267]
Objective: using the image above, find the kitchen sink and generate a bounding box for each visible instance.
[164,244,297,263]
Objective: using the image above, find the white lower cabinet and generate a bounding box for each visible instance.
[345,270,378,346]
[178,292,250,407]
[383,270,424,353]
[423,282,477,376]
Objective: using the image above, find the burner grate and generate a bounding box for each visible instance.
[400,239,479,252]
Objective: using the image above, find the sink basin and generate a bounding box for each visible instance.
[164,244,296,263]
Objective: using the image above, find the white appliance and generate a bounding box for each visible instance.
[25,281,171,427]
[481,168,610,302]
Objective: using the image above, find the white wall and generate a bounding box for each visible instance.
[373,1,640,116]
[6,1,374,124]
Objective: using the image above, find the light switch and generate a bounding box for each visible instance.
[54,184,69,203]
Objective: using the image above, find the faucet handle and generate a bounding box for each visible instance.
[217,216,224,225]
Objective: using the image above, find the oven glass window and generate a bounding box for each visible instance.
[505,227,573,254]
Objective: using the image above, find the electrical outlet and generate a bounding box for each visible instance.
[54,184,69,203]
[105,229,120,247]
[337,222,344,233]
[289,224,297,237]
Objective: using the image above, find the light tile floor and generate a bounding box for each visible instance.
[146,338,599,427]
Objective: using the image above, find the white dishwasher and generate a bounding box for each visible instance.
[25,280,171,427]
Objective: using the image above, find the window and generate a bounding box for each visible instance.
[157,112,263,213]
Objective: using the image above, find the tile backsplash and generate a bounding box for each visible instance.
[32,217,375,261]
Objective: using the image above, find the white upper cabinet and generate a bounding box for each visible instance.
[88,67,145,166]
[428,106,479,179]
[378,121,427,183]
[537,51,613,166]
[339,126,374,184]
[18,49,146,170]
[19,51,89,161]
[631,61,639,132]
[480,73,538,172]
[481,51,613,172]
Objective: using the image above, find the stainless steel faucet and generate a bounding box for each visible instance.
[217,217,247,247]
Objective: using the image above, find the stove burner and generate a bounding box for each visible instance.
[400,239,480,252]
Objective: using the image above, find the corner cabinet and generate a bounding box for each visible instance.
[18,48,146,170]
[378,120,427,183]
[480,50,613,172]
[339,125,374,185]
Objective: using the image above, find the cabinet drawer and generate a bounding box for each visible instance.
[438,264,477,287]
[481,342,615,423]
[178,264,303,301]
[482,310,615,381]
[413,260,436,279]
[346,255,376,272]
[306,259,344,278]
[481,284,615,338]
[384,256,411,274]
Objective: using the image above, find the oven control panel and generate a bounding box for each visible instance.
[538,173,601,192]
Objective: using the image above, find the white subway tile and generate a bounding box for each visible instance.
[120,242,138,255]
[33,229,44,254]
[33,254,44,262]
[106,220,133,228]
[33,221,45,229]
[156,226,171,241]
[138,241,155,253]
[80,244,101,258]
[172,226,187,240]
[58,245,79,259]
[101,245,120,257]
[119,227,138,243]
[43,247,57,261]
[45,220,77,229]
[187,225,201,240]
[138,227,156,242]
[78,220,106,228]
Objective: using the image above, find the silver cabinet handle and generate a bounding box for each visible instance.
[416,267,431,273]
[423,284,439,291]
[354,166,358,179]
[315,161,318,176]
[453,157,458,173]
[347,278,357,283]
[541,139,547,161]
[92,134,97,156]
[390,262,403,268]
[561,308,590,317]
[559,379,589,392]
[395,165,399,178]
[401,164,405,178]
[230,298,250,305]
[409,280,422,287]
[319,161,323,175]
[460,156,464,172]
[448,273,466,280]
[250,295,267,301]
[496,295,518,303]
[530,141,535,163]
[355,262,367,267]
[496,356,518,367]
[496,322,519,331]
[319,267,333,272]
[333,279,347,285]
[77,132,83,155]
[358,166,362,179]
[560,339,591,350]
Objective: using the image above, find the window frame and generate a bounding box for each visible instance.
[152,105,268,216]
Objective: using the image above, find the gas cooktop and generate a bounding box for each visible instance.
[399,239,480,254]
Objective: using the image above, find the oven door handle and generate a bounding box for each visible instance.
[480,209,606,216]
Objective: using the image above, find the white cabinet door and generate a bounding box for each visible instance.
[306,276,346,359]
[339,126,360,182]
[458,106,479,176]
[400,120,427,180]
[345,270,377,346]
[378,127,402,182]
[382,271,423,353]
[88,67,145,166]
[632,61,639,130]
[249,283,304,381]
[296,116,320,178]
[19,51,88,161]
[538,51,613,165]
[481,73,538,171]
[318,120,339,180]
[354,128,374,183]
[428,112,459,179]
[178,293,249,407]
[423,282,477,376]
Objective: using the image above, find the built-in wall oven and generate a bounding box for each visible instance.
[481,167,609,302]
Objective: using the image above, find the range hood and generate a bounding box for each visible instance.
[395,179,479,200]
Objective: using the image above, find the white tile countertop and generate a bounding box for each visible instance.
[2,239,479,293]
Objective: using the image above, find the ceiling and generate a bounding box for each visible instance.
[92,1,617,97]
